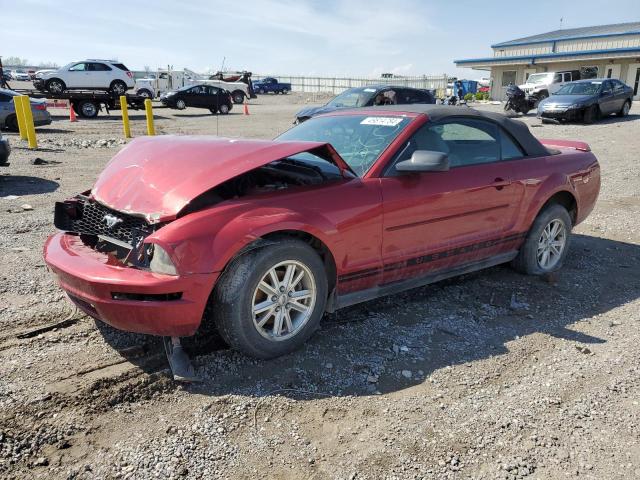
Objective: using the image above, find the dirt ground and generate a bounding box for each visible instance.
[1,88,639,480]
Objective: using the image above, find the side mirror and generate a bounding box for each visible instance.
[395,150,449,173]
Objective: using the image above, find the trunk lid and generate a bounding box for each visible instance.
[91,136,353,223]
[539,138,591,152]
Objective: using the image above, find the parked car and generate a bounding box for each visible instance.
[44,105,599,366]
[537,79,633,124]
[294,85,436,123]
[160,84,233,114]
[0,89,52,131]
[11,69,31,81]
[136,69,252,104]
[2,69,13,80]
[0,132,10,166]
[519,70,581,99]
[253,77,291,94]
[27,69,36,80]
[33,60,134,95]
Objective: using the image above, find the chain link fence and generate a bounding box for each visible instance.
[252,74,449,97]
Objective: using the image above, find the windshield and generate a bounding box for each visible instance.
[326,88,378,108]
[526,73,552,84]
[554,82,602,95]
[276,114,412,176]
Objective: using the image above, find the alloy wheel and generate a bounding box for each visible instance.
[537,219,567,270]
[251,260,316,341]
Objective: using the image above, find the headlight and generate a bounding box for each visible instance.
[148,244,178,275]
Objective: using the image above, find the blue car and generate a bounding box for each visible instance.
[537,78,633,124]
[294,85,435,123]
[0,88,52,131]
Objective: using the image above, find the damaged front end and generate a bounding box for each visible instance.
[54,194,173,274]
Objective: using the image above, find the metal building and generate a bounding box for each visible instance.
[454,22,640,100]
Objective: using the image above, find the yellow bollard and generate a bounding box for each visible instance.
[144,99,155,136]
[120,95,131,139]
[20,96,38,149]
[15,96,28,140]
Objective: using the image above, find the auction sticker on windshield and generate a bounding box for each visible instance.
[360,117,403,127]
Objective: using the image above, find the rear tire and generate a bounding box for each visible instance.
[232,91,245,104]
[175,99,186,110]
[110,80,127,95]
[212,239,328,359]
[617,100,631,117]
[78,100,99,118]
[137,88,153,99]
[512,203,572,275]
[218,103,230,115]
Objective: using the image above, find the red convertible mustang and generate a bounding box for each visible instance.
[44,105,600,370]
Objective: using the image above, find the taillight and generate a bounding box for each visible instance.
[126,71,133,78]
[34,104,46,111]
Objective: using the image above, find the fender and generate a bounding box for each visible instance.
[148,202,340,275]
[516,171,577,233]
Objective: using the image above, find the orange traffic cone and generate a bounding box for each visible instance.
[243,99,249,115]
[69,103,77,122]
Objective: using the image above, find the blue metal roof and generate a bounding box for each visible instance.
[491,21,640,48]
[454,46,640,65]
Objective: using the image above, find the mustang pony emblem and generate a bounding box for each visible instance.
[103,214,123,229]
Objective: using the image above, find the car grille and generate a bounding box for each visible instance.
[54,196,152,246]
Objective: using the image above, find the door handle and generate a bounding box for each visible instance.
[493,177,511,190]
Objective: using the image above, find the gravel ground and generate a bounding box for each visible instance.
[0,89,639,480]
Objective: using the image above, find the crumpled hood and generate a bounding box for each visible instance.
[91,136,350,223]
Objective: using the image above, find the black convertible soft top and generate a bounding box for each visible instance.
[350,104,550,157]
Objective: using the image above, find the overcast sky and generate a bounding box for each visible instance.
[2,0,638,78]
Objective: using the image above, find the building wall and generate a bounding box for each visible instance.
[489,59,640,100]
[493,34,640,58]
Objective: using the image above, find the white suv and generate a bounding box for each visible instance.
[519,70,581,99]
[35,60,134,95]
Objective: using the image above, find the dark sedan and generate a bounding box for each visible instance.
[537,79,633,124]
[294,85,435,123]
[160,84,233,114]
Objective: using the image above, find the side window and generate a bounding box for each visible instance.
[90,63,112,71]
[500,128,524,160]
[553,73,562,83]
[563,73,572,82]
[613,81,625,93]
[388,119,502,173]
[68,63,87,71]
[602,81,613,95]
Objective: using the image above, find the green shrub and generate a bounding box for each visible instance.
[464,93,474,101]
[475,92,486,101]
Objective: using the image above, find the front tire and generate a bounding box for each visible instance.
[231,91,245,104]
[212,240,328,359]
[583,105,599,124]
[175,99,186,110]
[46,78,66,94]
[512,204,572,275]
[218,103,230,115]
